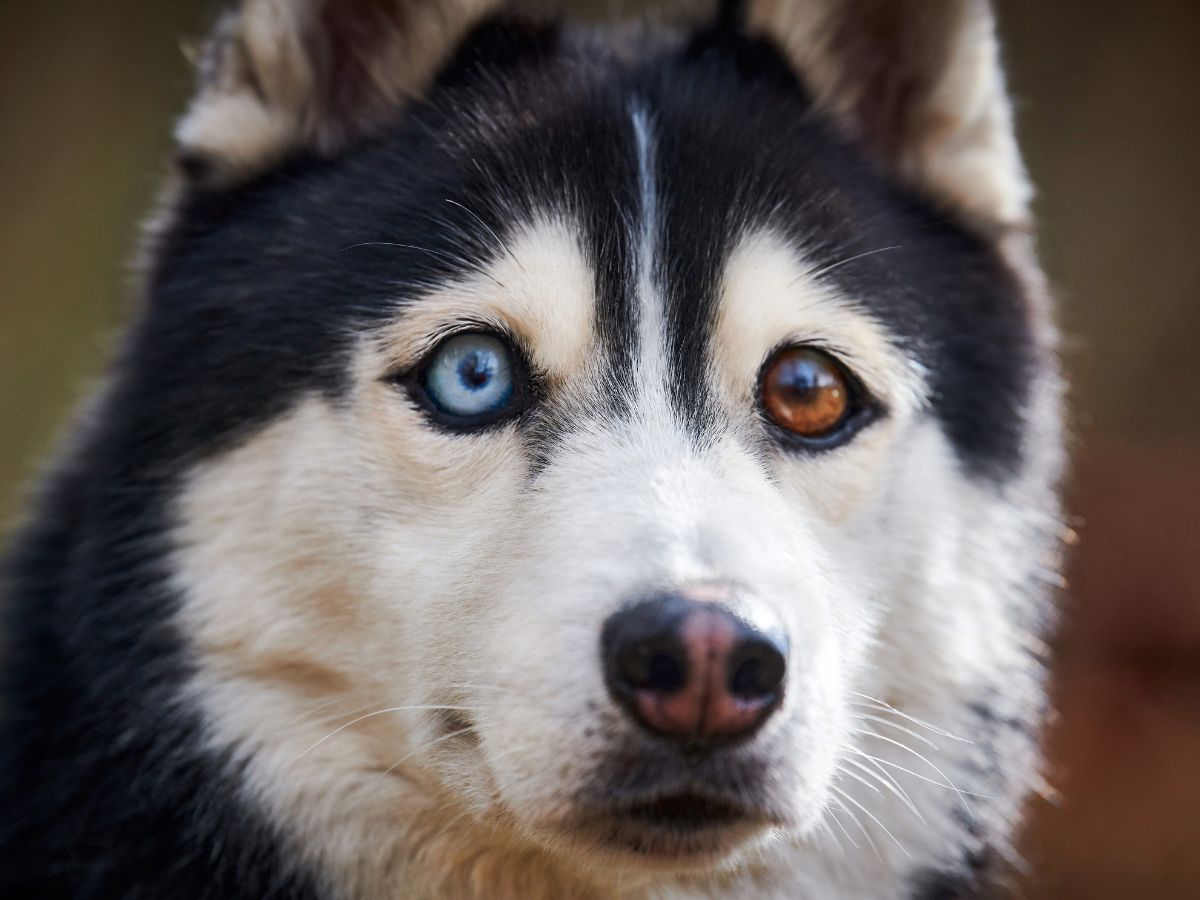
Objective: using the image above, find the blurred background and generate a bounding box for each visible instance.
[1,1,1197,896]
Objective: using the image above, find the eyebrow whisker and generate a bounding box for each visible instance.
[804,245,903,282]
[443,198,526,275]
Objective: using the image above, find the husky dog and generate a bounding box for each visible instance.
[0,1,1064,897]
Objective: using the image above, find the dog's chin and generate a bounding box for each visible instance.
[561,792,782,870]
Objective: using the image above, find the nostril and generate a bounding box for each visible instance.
[728,640,787,700]
[618,640,687,693]
[729,656,764,698]
[644,649,686,692]
[603,593,694,703]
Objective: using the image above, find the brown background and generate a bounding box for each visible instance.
[1,2,1198,896]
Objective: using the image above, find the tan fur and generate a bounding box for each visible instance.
[177,0,499,183]
[365,216,599,385]
[712,229,927,524]
[745,0,1031,227]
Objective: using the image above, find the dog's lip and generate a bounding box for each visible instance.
[615,791,759,830]
[568,790,776,862]
[573,787,779,854]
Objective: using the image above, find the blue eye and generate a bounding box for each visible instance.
[419,332,519,424]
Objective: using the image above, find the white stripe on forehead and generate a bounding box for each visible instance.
[629,101,670,399]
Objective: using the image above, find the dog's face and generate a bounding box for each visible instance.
[147,1,1062,894]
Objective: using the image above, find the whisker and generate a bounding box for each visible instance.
[854,712,938,749]
[852,728,975,819]
[286,705,479,766]
[382,726,477,777]
[278,695,349,732]
[817,813,849,855]
[831,785,909,857]
[836,764,881,795]
[849,692,972,743]
[443,198,525,274]
[826,800,862,851]
[854,701,972,744]
[848,748,992,821]
[286,699,405,735]
[830,793,879,858]
[843,756,926,824]
[806,245,902,281]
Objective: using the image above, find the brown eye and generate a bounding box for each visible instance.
[760,347,855,440]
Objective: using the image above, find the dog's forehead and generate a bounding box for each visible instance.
[149,21,1035,481]
[368,33,1036,475]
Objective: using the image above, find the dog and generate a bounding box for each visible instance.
[0,1,1065,897]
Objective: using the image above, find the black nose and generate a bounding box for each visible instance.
[601,591,787,742]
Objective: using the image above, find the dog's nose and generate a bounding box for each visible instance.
[601,591,787,742]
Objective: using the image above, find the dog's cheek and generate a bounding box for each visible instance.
[172,389,530,766]
[174,396,410,712]
[845,419,1039,710]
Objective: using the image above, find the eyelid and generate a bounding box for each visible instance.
[386,317,519,382]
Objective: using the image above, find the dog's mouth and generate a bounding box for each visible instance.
[620,792,750,830]
[572,789,776,863]
[563,741,786,862]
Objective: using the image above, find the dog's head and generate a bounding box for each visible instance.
[145,0,1062,894]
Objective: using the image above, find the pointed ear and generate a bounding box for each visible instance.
[176,0,499,184]
[743,0,1031,227]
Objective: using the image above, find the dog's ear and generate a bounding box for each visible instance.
[740,0,1030,227]
[176,0,498,185]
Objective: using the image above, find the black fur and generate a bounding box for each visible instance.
[910,845,996,900]
[0,11,1036,897]
[910,870,982,900]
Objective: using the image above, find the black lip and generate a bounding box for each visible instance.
[573,789,778,861]
[619,791,754,831]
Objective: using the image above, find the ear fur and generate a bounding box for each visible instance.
[743,0,1031,227]
[176,0,499,184]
